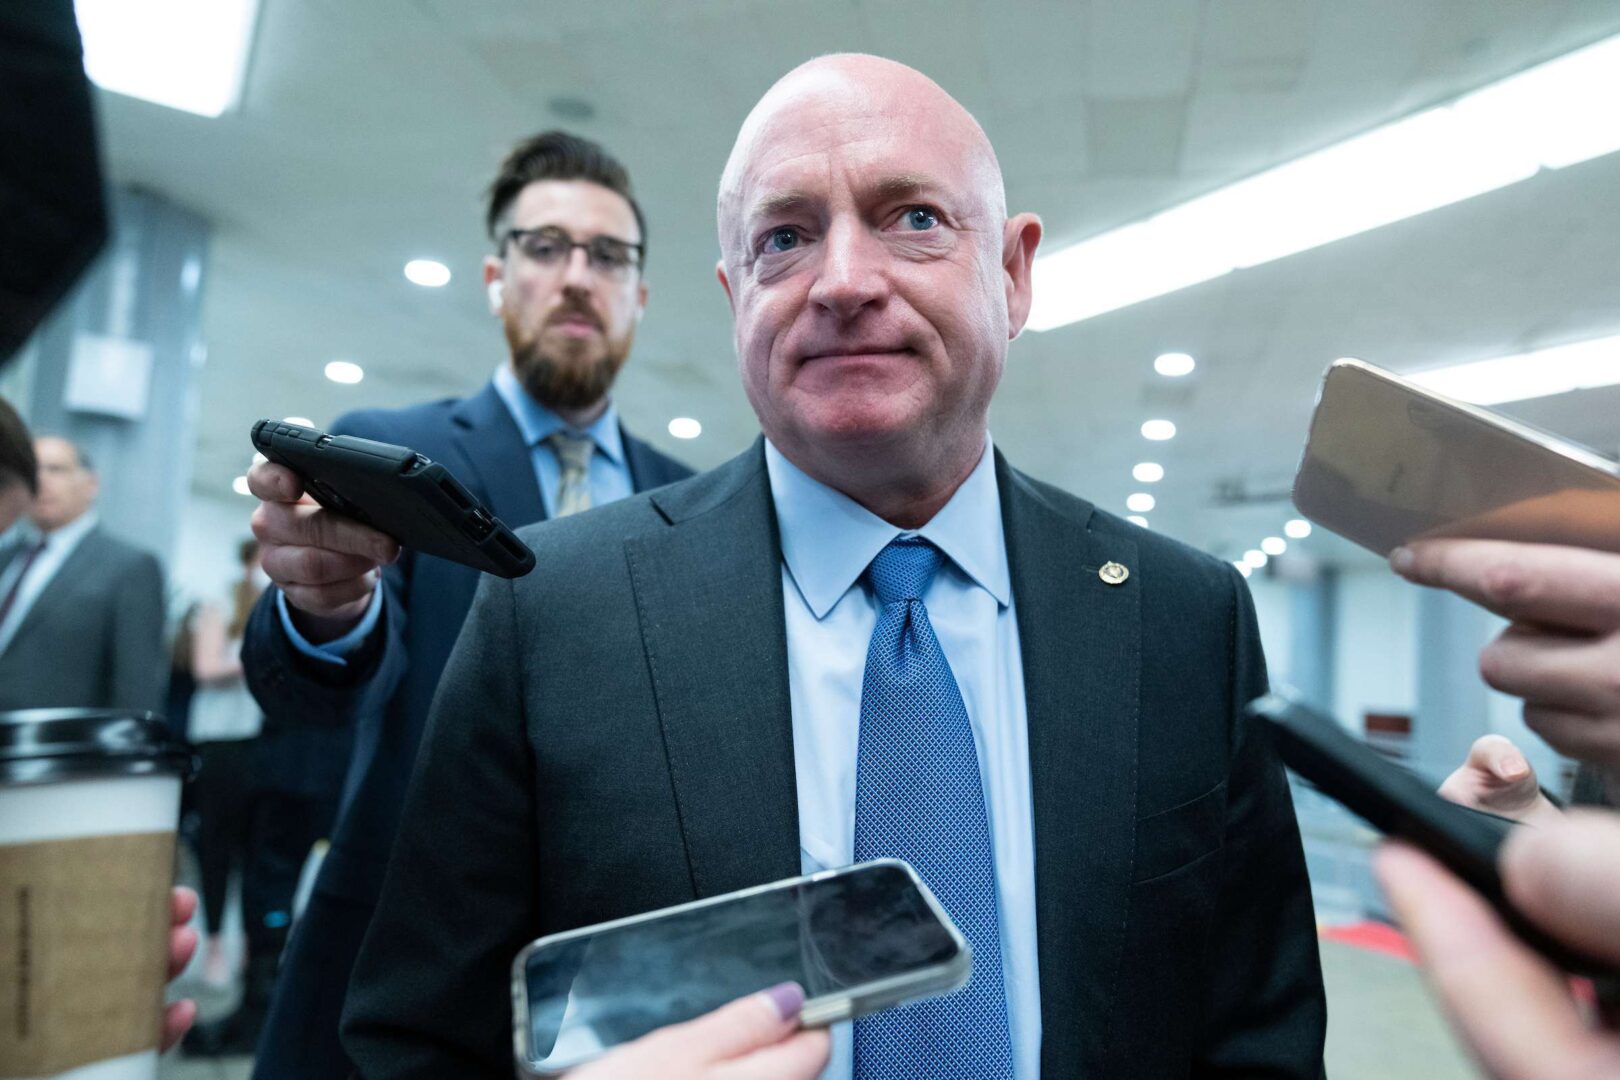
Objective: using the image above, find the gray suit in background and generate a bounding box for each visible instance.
[0,526,166,713]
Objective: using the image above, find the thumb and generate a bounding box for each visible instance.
[1469,735,1533,785]
[1502,810,1620,966]
[654,983,805,1063]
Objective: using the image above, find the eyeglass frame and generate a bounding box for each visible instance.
[499,226,646,278]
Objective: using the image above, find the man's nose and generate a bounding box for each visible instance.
[808,220,887,320]
[561,245,595,291]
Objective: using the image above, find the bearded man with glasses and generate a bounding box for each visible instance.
[230,131,693,1076]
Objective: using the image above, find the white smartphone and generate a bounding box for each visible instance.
[1293,358,1620,556]
[509,859,969,1077]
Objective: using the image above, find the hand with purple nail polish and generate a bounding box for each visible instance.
[564,982,829,1080]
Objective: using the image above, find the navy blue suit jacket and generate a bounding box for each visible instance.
[241,381,692,1078]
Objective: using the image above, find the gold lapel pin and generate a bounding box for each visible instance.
[1098,561,1130,586]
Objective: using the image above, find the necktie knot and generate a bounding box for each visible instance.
[545,430,594,474]
[865,537,943,606]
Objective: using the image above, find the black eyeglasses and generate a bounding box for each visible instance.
[501,227,644,278]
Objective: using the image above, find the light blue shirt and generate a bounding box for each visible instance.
[0,511,99,656]
[280,368,632,663]
[765,438,1041,1080]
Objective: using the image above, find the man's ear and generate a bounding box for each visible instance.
[636,278,648,321]
[1002,213,1043,340]
[482,256,504,315]
[716,260,735,313]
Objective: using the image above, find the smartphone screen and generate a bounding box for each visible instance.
[516,860,963,1074]
[1293,359,1620,556]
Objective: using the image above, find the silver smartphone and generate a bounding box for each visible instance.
[510,859,969,1077]
[1293,358,1620,556]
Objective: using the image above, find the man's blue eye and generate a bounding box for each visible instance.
[763,227,800,253]
[902,208,939,231]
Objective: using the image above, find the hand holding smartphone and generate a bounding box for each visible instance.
[511,860,968,1076]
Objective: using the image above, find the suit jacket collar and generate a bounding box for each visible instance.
[998,452,1141,1078]
[627,440,800,897]
[449,381,546,527]
[5,525,111,646]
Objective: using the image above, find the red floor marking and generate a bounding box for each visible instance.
[1319,920,1417,963]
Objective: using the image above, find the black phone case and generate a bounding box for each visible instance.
[251,420,536,579]
[1247,693,1616,980]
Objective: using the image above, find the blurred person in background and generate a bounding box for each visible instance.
[239,130,692,1077]
[1374,537,1620,1076]
[181,541,269,991]
[0,435,164,712]
[0,397,34,533]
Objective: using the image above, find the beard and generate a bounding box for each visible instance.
[503,303,633,411]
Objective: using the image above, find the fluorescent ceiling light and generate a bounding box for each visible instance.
[75,0,259,118]
[1132,462,1164,483]
[325,360,363,384]
[1261,536,1287,556]
[1234,561,1252,578]
[232,475,251,496]
[1243,549,1269,569]
[1403,333,1620,405]
[1141,419,1176,441]
[1285,518,1312,539]
[1126,492,1156,513]
[667,417,702,439]
[404,260,452,287]
[1127,515,1149,528]
[1028,32,1620,332]
[1154,352,1196,377]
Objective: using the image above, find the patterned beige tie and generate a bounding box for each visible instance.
[545,431,595,517]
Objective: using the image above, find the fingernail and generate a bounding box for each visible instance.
[1390,546,1415,575]
[764,981,804,1022]
[1502,753,1529,780]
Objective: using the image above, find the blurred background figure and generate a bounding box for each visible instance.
[183,538,268,992]
[0,435,164,712]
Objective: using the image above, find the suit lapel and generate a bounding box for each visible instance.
[6,527,106,646]
[999,456,1140,1078]
[623,442,800,898]
[448,382,546,527]
[620,426,665,493]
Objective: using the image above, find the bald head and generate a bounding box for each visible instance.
[718,54,1006,257]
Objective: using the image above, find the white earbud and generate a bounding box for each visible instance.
[487,280,504,312]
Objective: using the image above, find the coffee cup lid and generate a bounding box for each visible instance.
[0,709,197,786]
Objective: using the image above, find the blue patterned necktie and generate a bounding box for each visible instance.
[853,537,1015,1079]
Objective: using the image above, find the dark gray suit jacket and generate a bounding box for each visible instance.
[342,442,1327,1079]
[0,524,165,713]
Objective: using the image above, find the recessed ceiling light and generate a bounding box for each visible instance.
[1141,419,1176,441]
[1127,515,1149,528]
[1154,352,1196,377]
[232,475,251,496]
[667,417,702,439]
[1234,561,1252,578]
[1126,492,1156,513]
[251,452,267,465]
[1261,536,1287,556]
[325,360,363,384]
[284,416,314,427]
[75,0,260,118]
[404,259,451,287]
[1243,549,1269,569]
[1285,518,1312,539]
[1132,462,1164,483]
[1026,32,1620,332]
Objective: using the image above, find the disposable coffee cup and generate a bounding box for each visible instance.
[0,710,194,1080]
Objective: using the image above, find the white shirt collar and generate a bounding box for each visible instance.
[492,363,626,466]
[764,436,1010,619]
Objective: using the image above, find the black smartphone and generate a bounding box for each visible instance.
[510,860,970,1076]
[251,420,535,579]
[1247,692,1616,979]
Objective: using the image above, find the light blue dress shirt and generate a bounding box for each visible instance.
[765,438,1042,1080]
[279,366,633,663]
